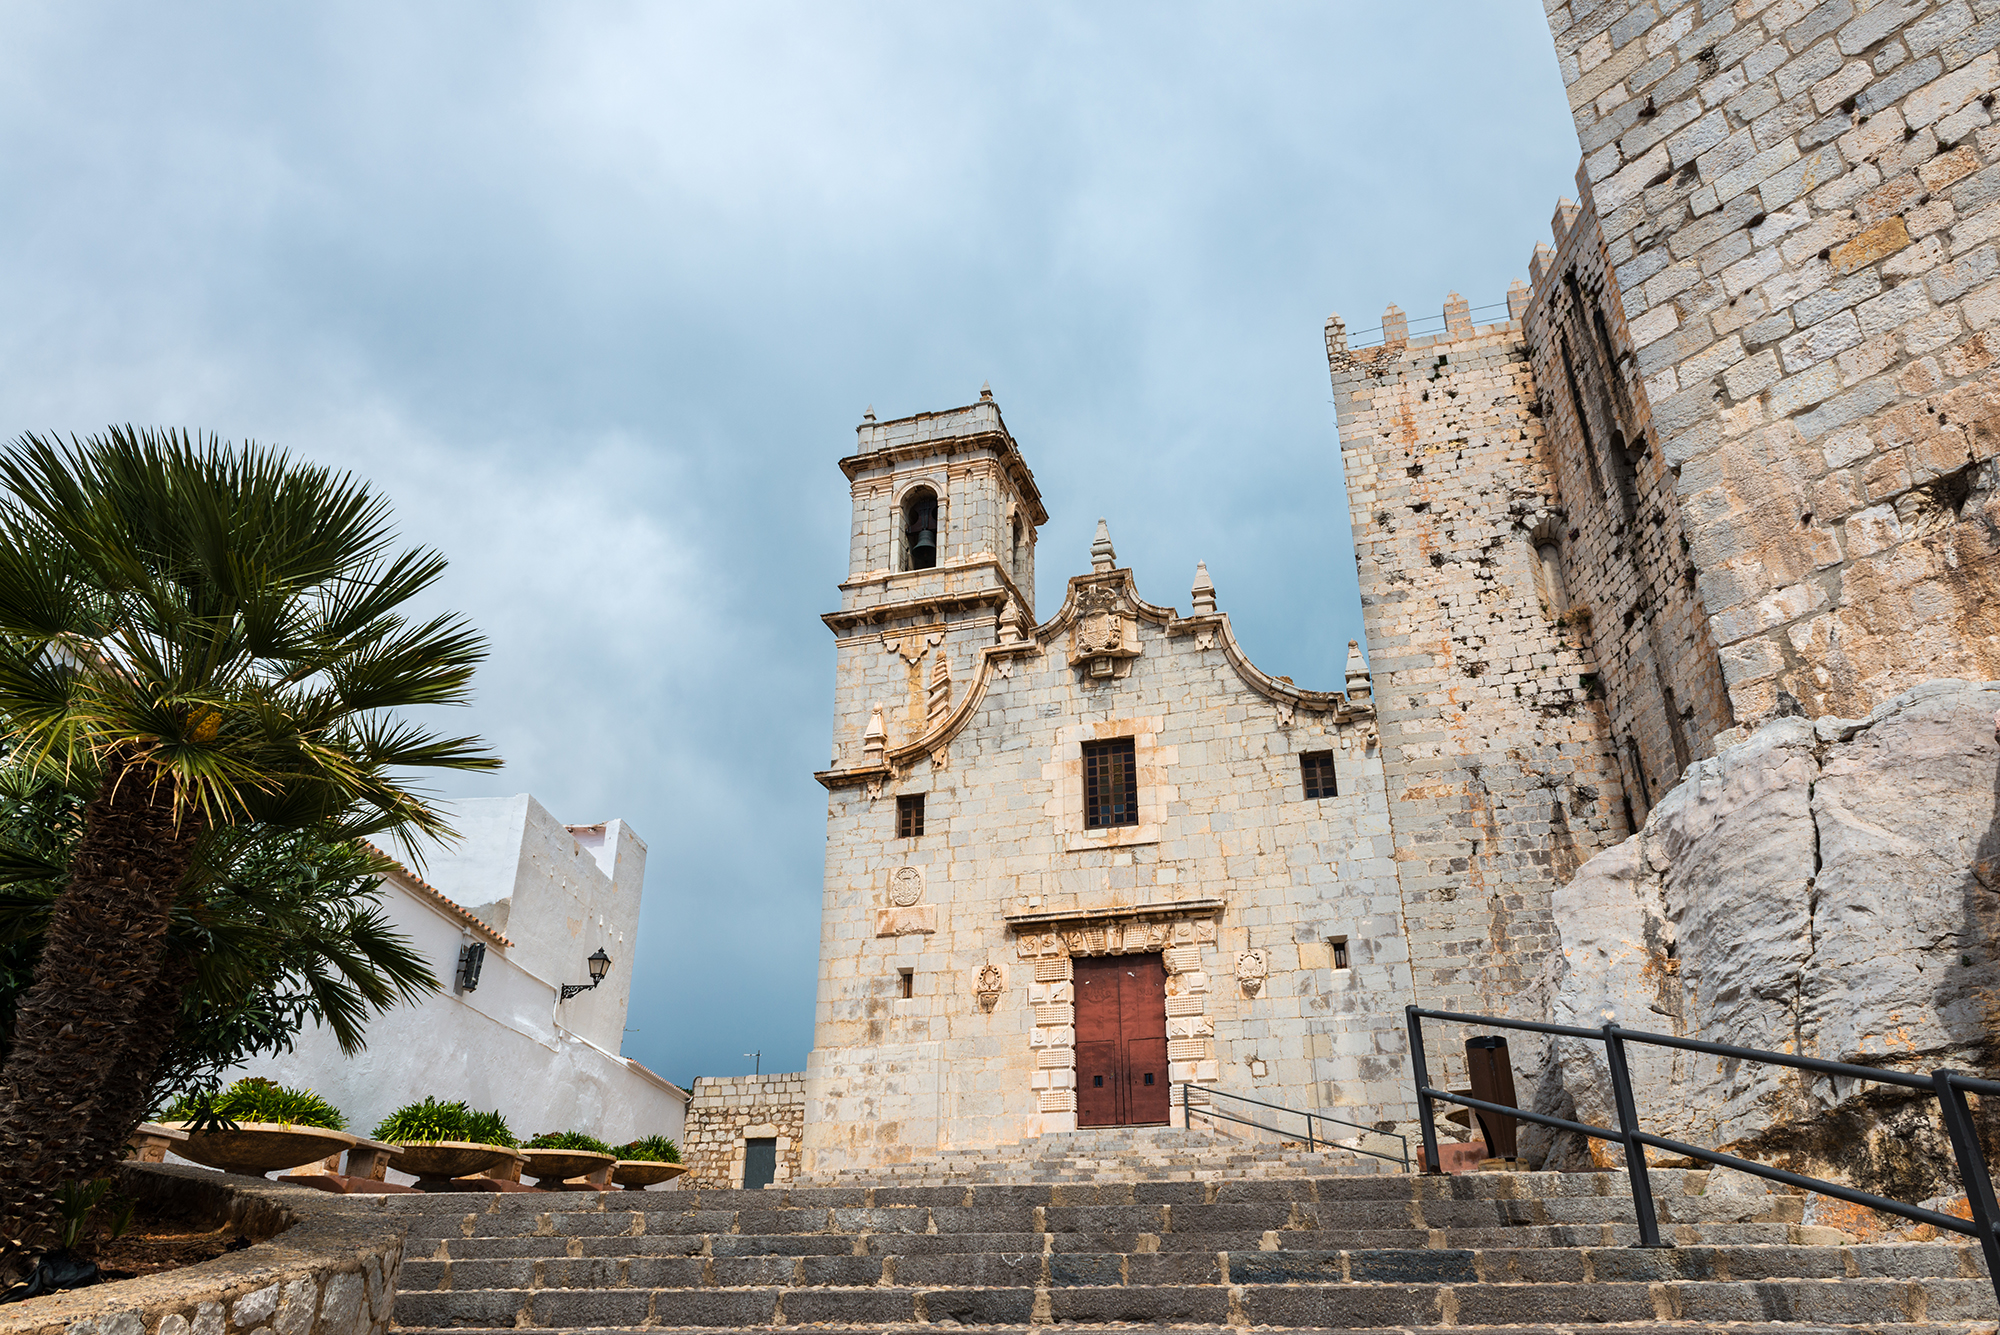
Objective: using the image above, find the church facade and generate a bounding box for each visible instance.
[801,393,1410,1176]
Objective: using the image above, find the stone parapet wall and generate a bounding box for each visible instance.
[685,1073,806,1189]
[1329,317,1633,1084]
[0,1164,402,1335]
[1545,0,2000,726]
[1520,184,1736,814]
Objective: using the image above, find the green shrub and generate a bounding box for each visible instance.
[526,1129,615,1155]
[372,1097,516,1147]
[165,1076,347,1131]
[616,1135,681,1164]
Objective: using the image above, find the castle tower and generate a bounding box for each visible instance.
[821,389,1047,775]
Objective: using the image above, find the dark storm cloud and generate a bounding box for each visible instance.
[0,2,1580,1085]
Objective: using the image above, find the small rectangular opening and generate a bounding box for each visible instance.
[898,968,914,999]
[1301,750,1337,800]
[1083,737,1139,828]
[1331,937,1349,970]
[897,794,925,838]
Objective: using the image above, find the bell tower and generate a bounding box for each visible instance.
[820,387,1047,773]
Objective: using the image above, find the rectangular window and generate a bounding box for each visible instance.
[897,794,924,838]
[898,968,914,999]
[1331,938,1349,970]
[1083,738,1139,828]
[1301,750,1337,800]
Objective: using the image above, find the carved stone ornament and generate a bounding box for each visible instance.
[1068,584,1141,676]
[889,866,924,907]
[975,963,1003,1011]
[1236,949,1269,996]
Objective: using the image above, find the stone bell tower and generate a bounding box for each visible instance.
[820,387,1048,774]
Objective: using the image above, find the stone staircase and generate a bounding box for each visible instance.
[387,1166,2000,1332]
[799,1127,1401,1186]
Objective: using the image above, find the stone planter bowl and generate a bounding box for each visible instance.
[166,1121,357,1178]
[388,1140,518,1185]
[518,1148,616,1185]
[611,1160,688,1188]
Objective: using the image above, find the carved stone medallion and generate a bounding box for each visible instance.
[1236,949,1268,996]
[889,866,924,907]
[975,963,1003,1011]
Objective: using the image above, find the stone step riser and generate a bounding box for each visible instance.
[358,1168,1728,1214]
[389,1277,2000,1329]
[397,1242,1983,1293]
[395,1198,1800,1247]
[422,1221,1811,1260]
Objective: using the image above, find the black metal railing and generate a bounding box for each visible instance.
[1178,1082,1410,1172]
[1406,1004,2000,1307]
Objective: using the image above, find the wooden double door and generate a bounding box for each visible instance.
[1074,953,1170,1127]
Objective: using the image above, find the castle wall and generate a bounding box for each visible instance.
[1520,188,1736,812]
[1545,0,2000,725]
[1327,313,1633,1080]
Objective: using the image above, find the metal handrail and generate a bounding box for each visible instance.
[1405,1004,2000,1309]
[1177,1082,1410,1172]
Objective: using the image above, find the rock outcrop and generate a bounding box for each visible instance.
[1527,679,2000,1199]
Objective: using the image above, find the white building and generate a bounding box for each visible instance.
[229,794,685,1152]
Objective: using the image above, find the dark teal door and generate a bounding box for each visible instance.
[743,1137,777,1189]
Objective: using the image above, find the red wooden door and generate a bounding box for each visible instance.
[1073,954,1169,1126]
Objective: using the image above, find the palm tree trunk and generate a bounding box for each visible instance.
[0,762,201,1270]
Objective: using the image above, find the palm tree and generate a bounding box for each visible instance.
[0,427,499,1268]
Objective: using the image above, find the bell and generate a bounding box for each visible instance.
[913,527,936,560]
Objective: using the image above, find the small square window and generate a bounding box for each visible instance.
[1331,938,1350,970]
[897,794,925,838]
[1301,750,1337,800]
[898,968,914,999]
[1083,738,1139,828]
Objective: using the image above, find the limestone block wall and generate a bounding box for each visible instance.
[806,561,1411,1175]
[1545,0,2000,725]
[684,1073,806,1189]
[1328,313,1633,1085]
[1521,185,1736,813]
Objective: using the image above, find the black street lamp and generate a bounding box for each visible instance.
[561,948,613,1000]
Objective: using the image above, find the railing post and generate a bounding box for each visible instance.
[1603,1023,1669,1248]
[1405,1005,1442,1175]
[1932,1069,2000,1311]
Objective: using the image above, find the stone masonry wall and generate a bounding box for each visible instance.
[1521,184,1736,813]
[684,1074,806,1189]
[1328,309,1634,1085]
[1546,0,2000,726]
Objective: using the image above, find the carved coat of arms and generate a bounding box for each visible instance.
[1236,949,1268,996]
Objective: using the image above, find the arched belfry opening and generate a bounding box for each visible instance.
[902,488,938,571]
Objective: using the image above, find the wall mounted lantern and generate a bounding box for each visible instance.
[561,948,613,1000]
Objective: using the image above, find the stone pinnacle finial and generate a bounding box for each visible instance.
[1443,292,1472,337]
[1090,518,1116,573]
[1507,279,1531,321]
[1381,303,1408,344]
[863,405,876,422]
[980,381,994,402]
[1191,561,1216,614]
[1324,312,1347,355]
[1344,639,1372,702]
[863,704,887,761]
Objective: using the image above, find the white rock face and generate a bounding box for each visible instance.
[1527,679,2000,1197]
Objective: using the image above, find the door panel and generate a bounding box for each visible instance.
[1126,1036,1170,1125]
[1069,953,1168,1127]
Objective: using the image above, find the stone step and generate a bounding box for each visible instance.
[395,1242,1984,1293]
[394,1195,1800,1247]
[389,1275,1999,1329]
[357,1167,1728,1215]
[397,1327,1995,1335]
[420,1220,1816,1260]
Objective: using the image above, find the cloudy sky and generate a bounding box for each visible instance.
[0,3,1581,1088]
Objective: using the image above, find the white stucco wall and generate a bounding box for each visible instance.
[221,796,681,1157]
